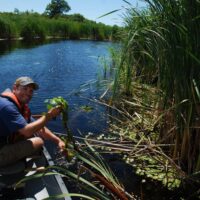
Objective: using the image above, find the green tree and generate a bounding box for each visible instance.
[45,0,71,18]
[70,14,85,22]
[14,8,20,14]
[111,25,121,41]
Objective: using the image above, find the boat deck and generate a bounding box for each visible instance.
[0,146,71,200]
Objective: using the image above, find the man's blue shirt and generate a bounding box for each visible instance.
[0,97,27,136]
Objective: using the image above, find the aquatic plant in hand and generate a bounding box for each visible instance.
[45,96,68,125]
[45,96,76,163]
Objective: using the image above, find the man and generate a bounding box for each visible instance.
[0,76,65,167]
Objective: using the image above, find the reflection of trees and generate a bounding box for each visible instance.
[0,39,57,56]
[0,40,18,56]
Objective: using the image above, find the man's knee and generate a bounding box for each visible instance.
[29,137,44,149]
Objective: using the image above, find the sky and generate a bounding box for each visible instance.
[0,0,146,26]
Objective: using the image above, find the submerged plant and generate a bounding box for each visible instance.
[80,105,93,112]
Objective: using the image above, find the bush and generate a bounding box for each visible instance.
[0,17,18,39]
[20,19,46,41]
[68,22,80,40]
[0,12,119,41]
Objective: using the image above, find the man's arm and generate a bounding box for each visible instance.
[18,107,61,138]
[38,127,65,150]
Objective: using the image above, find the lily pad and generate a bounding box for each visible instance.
[80,105,94,112]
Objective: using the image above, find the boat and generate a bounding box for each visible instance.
[0,145,72,200]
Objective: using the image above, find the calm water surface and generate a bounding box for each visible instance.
[0,40,113,135]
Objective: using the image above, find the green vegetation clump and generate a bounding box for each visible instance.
[109,0,200,175]
[20,18,45,41]
[0,11,122,41]
[0,17,17,39]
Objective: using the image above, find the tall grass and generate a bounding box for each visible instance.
[112,0,200,174]
[0,16,18,39]
[0,12,120,41]
[20,18,46,41]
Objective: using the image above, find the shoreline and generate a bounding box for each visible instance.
[0,36,112,42]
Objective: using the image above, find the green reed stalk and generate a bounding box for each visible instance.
[112,0,200,174]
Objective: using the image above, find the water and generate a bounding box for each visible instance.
[0,40,183,199]
[0,39,113,135]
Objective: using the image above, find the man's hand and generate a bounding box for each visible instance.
[57,139,65,151]
[46,106,62,121]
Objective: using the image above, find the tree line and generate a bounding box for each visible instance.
[0,0,121,41]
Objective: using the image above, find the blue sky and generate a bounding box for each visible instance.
[0,0,146,26]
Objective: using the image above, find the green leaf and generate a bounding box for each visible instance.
[97,9,121,19]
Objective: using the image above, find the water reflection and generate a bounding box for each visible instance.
[0,39,66,56]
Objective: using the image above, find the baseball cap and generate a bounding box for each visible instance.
[15,76,39,90]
